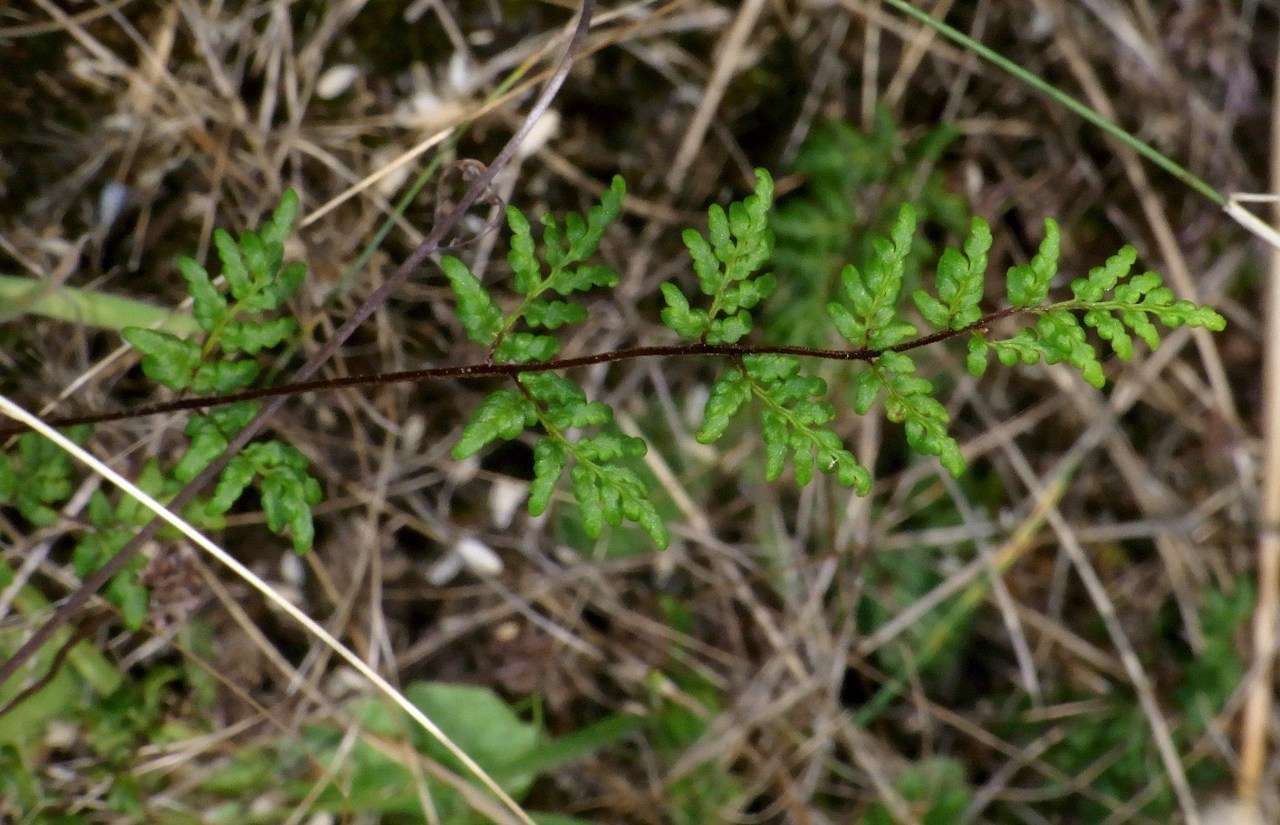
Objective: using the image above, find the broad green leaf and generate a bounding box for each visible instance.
[403,682,540,773]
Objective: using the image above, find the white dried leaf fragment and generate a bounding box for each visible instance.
[446,51,475,96]
[317,64,360,99]
[98,181,129,229]
[455,536,503,577]
[399,413,426,453]
[278,552,305,587]
[516,109,560,158]
[426,551,463,586]
[1200,801,1267,825]
[489,477,527,529]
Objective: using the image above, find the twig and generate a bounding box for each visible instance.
[1237,22,1280,809]
[0,307,1024,437]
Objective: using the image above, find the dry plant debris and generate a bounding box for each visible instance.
[0,2,1277,824]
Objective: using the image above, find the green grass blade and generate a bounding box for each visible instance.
[880,0,1225,206]
[0,275,200,336]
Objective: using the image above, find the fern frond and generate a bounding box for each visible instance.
[662,169,776,344]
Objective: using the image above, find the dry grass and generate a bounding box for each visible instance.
[0,1,1278,823]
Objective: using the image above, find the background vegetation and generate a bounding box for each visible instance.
[0,1,1275,823]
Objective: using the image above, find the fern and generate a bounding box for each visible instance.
[662,168,777,344]
[0,192,321,629]
[444,178,667,547]
[965,234,1225,389]
[439,168,1223,548]
[0,427,87,527]
[3,173,1227,560]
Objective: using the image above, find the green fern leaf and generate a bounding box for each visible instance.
[529,438,568,517]
[913,216,990,330]
[659,283,710,339]
[1006,218,1060,308]
[744,355,871,494]
[696,370,751,444]
[440,255,502,345]
[121,328,201,391]
[874,351,965,476]
[523,300,587,330]
[452,390,536,459]
[827,204,918,349]
[178,256,227,332]
[665,169,775,341]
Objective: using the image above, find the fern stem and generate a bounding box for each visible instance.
[879,0,1225,207]
[0,307,1024,437]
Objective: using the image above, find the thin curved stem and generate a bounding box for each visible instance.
[879,0,1225,207]
[0,307,1024,437]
